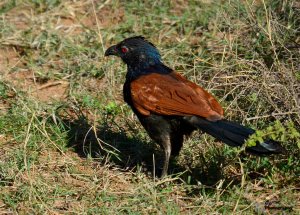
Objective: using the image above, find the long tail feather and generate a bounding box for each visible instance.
[188,117,284,154]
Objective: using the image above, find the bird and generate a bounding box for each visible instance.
[105,36,283,177]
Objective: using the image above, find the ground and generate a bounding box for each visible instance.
[0,0,299,214]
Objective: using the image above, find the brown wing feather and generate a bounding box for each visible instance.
[172,72,224,116]
[130,72,224,121]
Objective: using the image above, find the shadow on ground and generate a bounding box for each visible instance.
[62,112,238,186]
[63,114,163,175]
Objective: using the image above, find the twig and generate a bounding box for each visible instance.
[35,81,69,91]
[246,111,298,121]
[91,0,110,53]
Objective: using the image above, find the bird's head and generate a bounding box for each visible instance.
[105,36,162,68]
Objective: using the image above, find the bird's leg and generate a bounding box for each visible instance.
[137,115,173,177]
[161,136,171,178]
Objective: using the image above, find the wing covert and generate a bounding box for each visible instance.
[130,72,224,121]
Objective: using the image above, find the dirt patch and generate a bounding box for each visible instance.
[55,17,83,35]
[0,46,23,73]
[80,5,125,29]
[33,81,69,102]
[81,76,108,92]
[3,6,31,30]
[5,70,69,102]
[170,0,190,15]
[52,2,125,36]
[0,98,11,115]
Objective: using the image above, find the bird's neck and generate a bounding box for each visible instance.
[126,61,172,81]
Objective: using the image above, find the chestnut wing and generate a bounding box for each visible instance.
[130,72,224,121]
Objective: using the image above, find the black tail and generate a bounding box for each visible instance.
[188,117,284,154]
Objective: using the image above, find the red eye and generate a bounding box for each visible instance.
[121,47,128,53]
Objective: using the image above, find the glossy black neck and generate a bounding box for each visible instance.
[126,62,173,81]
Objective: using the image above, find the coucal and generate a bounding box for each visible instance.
[105,36,283,177]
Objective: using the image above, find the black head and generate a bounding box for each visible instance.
[105,36,162,68]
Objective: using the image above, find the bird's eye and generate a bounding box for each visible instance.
[121,46,129,53]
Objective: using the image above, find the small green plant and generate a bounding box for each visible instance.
[81,94,102,109]
[29,0,61,12]
[0,82,8,99]
[0,0,16,15]
[104,101,120,116]
[247,120,300,149]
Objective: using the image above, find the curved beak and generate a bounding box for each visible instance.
[105,45,118,56]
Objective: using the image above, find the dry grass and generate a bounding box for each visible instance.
[0,0,299,214]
